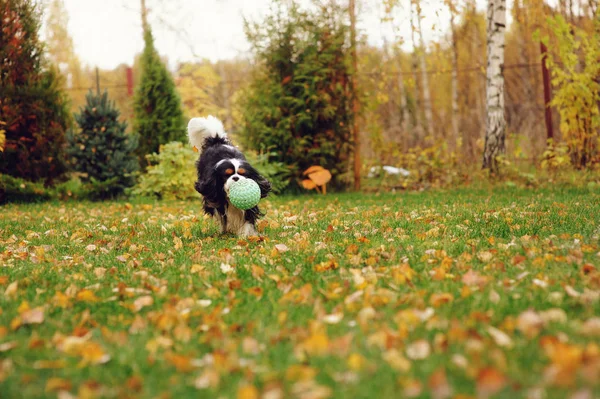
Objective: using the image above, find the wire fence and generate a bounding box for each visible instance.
[64,62,543,93]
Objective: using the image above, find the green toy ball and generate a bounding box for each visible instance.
[228,179,261,210]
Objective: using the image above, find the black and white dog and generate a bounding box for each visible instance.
[188,116,271,237]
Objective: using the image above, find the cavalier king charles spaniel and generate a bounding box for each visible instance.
[188,116,271,237]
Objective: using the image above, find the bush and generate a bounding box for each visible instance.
[239,1,353,190]
[66,91,139,200]
[0,175,52,204]
[244,150,291,194]
[540,16,600,169]
[131,142,198,200]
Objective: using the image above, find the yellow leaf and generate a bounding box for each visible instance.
[347,353,365,371]
[285,364,317,381]
[76,290,99,303]
[45,377,72,392]
[301,332,329,356]
[237,384,259,399]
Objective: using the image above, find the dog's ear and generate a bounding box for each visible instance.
[196,174,219,200]
[256,176,272,198]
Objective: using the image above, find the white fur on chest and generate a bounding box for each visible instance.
[225,203,246,233]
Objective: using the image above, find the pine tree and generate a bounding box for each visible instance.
[0,0,70,185]
[67,91,139,199]
[241,2,353,190]
[133,29,185,161]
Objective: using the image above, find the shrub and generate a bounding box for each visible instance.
[131,142,198,200]
[239,1,354,190]
[67,91,139,200]
[244,150,291,194]
[0,175,52,204]
[540,16,600,169]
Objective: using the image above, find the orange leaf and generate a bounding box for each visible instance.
[430,293,454,307]
[247,286,264,298]
[476,367,507,397]
[428,368,452,399]
[165,352,195,373]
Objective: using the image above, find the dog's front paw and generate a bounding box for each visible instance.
[238,223,258,238]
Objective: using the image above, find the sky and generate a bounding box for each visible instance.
[52,0,499,71]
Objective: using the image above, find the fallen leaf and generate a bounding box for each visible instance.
[4,281,18,298]
[275,243,289,252]
[133,295,153,312]
[516,310,544,338]
[476,367,507,397]
[430,293,454,307]
[406,340,431,360]
[165,352,195,373]
[581,317,600,336]
[21,307,44,325]
[237,384,259,399]
[0,342,17,352]
[487,326,513,348]
[322,313,343,324]
[428,368,452,399]
[383,349,411,372]
[45,377,72,393]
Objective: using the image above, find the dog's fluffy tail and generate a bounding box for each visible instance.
[187,116,227,150]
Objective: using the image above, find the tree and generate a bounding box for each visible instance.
[67,91,139,198]
[44,0,90,113]
[413,0,434,138]
[349,0,361,190]
[0,0,70,185]
[177,62,224,121]
[133,28,185,161]
[446,0,460,143]
[482,0,507,172]
[241,1,353,190]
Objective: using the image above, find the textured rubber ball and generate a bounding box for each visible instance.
[228,179,261,210]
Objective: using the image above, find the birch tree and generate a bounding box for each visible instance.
[445,0,460,143]
[482,0,506,172]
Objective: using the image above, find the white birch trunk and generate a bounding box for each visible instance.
[482,0,507,172]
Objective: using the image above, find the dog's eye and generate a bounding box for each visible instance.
[238,168,246,175]
[225,168,234,175]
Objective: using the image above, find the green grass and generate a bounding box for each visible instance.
[1,186,599,398]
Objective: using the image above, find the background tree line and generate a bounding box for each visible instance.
[1,0,598,202]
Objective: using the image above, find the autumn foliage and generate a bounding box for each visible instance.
[0,0,70,186]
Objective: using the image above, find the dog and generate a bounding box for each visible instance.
[187,116,271,237]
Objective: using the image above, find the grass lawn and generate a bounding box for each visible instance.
[1,186,599,398]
